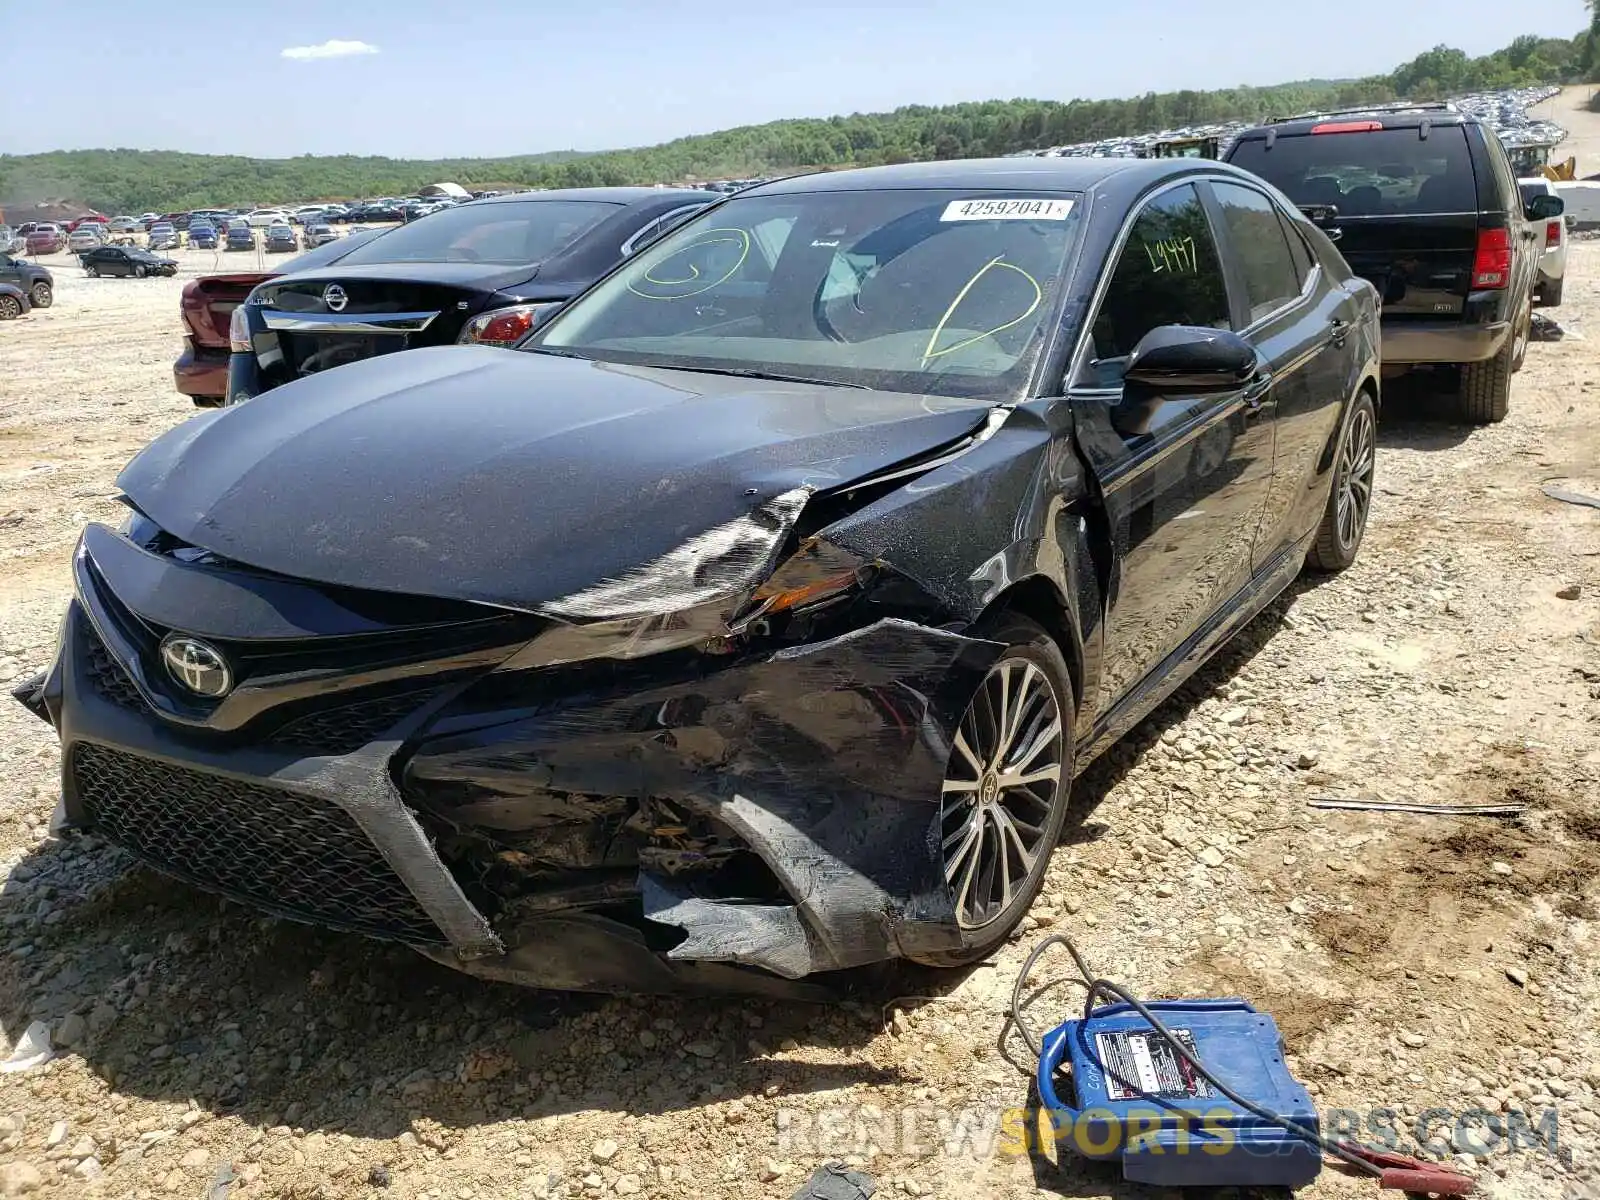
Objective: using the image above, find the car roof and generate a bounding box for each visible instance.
[1234,104,1478,140]
[472,186,711,207]
[743,156,1244,196]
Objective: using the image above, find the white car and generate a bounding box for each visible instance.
[1519,177,1567,307]
[245,209,292,228]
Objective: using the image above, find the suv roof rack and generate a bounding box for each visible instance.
[1268,100,1456,125]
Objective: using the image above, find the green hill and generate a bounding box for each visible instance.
[0,33,1584,215]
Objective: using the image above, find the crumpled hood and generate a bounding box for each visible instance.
[118,346,994,612]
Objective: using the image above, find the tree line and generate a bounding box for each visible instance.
[0,32,1586,216]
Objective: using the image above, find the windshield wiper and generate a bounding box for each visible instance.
[520,346,592,359]
[654,365,868,389]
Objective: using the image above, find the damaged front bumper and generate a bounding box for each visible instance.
[28,533,1004,995]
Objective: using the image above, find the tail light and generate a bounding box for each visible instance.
[457,302,564,348]
[1471,228,1511,290]
[1546,219,1562,248]
[228,304,252,353]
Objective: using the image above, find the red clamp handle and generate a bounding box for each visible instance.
[1378,1166,1475,1195]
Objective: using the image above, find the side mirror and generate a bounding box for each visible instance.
[1526,193,1564,221]
[1123,326,1257,392]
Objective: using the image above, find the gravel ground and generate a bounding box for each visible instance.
[0,199,1597,1200]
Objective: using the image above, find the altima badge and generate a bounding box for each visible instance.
[322,283,348,313]
[160,635,233,699]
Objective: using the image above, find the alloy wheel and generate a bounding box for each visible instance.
[1335,405,1375,550]
[29,283,50,309]
[939,657,1064,929]
[0,296,19,320]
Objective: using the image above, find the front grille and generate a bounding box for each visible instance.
[270,689,441,756]
[82,628,144,710]
[71,743,445,944]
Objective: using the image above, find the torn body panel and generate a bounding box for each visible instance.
[404,616,1006,978]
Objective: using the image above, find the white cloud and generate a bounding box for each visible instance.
[280,39,379,61]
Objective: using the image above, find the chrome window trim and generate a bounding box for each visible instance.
[620,204,711,257]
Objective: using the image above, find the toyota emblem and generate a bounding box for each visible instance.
[159,635,233,699]
[322,283,348,313]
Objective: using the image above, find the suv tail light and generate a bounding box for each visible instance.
[1546,219,1562,248]
[1471,228,1511,289]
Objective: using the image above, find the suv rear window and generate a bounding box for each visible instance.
[1228,126,1477,217]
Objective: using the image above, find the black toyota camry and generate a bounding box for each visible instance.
[223,186,716,404]
[18,158,1380,996]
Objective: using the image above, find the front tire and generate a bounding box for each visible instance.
[908,613,1075,968]
[1307,390,1376,573]
[0,295,21,320]
[134,265,147,279]
[85,265,98,278]
[29,282,51,309]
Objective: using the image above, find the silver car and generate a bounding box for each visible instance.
[67,226,105,254]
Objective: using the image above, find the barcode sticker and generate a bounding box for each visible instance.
[940,198,1075,222]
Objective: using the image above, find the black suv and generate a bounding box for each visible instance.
[1225,104,1562,423]
[0,252,53,310]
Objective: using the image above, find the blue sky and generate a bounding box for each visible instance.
[0,0,1588,159]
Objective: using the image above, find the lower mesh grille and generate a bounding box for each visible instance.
[82,628,144,710]
[270,689,440,756]
[71,743,446,944]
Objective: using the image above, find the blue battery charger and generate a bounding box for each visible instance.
[1035,997,1323,1190]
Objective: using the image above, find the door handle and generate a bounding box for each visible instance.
[1329,318,1350,348]
[1241,374,1272,411]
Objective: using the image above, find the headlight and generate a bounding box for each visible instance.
[457,302,564,348]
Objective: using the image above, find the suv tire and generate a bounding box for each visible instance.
[28,282,51,309]
[1540,277,1563,307]
[1459,334,1514,424]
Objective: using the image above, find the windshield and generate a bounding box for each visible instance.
[1227,127,1477,217]
[336,198,619,266]
[530,188,1082,400]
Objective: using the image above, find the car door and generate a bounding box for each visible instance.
[0,255,19,289]
[1204,178,1347,572]
[1066,181,1277,713]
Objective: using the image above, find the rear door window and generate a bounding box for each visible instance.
[1211,182,1304,323]
[1227,126,1477,216]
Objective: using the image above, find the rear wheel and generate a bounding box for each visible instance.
[0,295,21,320]
[1458,334,1514,424]
[1541,277,1564,307]
[28,281,51,309]
[1307,391,1376,573]
[909,614,1074,968]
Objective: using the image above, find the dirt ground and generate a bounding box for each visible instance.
[0,119,1598,1200]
